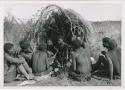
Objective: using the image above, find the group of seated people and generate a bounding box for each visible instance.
[4,36,121,83]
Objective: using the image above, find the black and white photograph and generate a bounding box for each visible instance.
[0,0,123,86]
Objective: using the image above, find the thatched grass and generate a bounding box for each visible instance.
[4,20,121,59]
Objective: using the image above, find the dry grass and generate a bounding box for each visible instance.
[4,21,121,86]
[89,21,121,59]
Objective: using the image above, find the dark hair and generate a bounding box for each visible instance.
[72,38,82,49]
[38,43,47,51]
[103,37,117,50]
[19,40,30,50]
[101,51,106,55]
[4,43,14,53]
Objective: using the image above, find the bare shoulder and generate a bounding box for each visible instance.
[44,52,48,57]
[70,51,74,55]
[32,50,41,57]
[41,51,48,57]
[79,48,88,55]
[71,51,77,58]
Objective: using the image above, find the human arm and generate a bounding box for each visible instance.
[71,52,76,71]
[4,53,24,64]
[45,54,49,69]
[21,52,32,60]
[47,51,54,57]
[105,54,113,80]
[92,55,102,71]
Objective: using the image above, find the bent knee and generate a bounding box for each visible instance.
[9,65,16,71]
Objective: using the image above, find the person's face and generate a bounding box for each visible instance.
[103,41,109,49]
[8,46,14,54]
[58,38,63,45]
[47,40,52,45]
[25,46,32,53]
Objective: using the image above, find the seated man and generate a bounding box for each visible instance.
[92,37,121,80]
[20,40,33,68]
[56,37,69,67]
[69,37,91,81]
[32,43,50,76]
[4,43,34,82]
[92,51,112,78]
[47,39,57,56]
[47,39,58,64]
[4,43,17,83]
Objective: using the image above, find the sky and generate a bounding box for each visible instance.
[3,2,121,21]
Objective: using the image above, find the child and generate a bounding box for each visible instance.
[32,43,50,76]
[4,43,34,82]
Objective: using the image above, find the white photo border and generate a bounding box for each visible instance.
[0,0,125,90]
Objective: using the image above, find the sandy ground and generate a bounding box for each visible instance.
[4,76,121,86]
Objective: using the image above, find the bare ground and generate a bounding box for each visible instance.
[4,76,121,86]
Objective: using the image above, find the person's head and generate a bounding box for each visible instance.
[102,37,117,50]
[4,43,14,54]
[58,36,64,45]
[101,51,106,55]
[38,43,47,51]
[20,41,32,53]
[47,39,53,46]
[72,37,82,49]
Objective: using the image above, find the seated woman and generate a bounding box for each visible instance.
[69,37,91,81]
[32,43,50,76]
[92,37,121,80]
[4,43,34,82]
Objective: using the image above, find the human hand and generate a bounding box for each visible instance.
[18,57,25,64]
[18,60,25,64]
[66,61,71,68]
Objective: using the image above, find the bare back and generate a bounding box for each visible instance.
[107,48,121,76]
[72,47,91,75]
[32,51,48,74]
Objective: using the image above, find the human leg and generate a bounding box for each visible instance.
[17,64,31,79]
